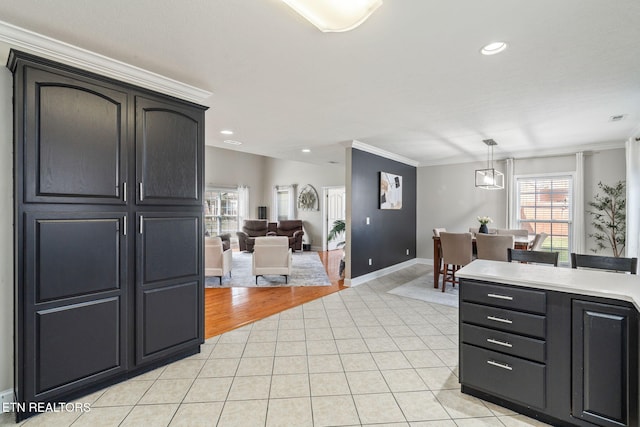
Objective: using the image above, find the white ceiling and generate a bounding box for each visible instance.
[0,0,639,166]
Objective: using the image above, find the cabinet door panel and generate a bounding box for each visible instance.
[24,68,127,204]
[572,300,634,427]
[136,212,203,364]
[26,214,123,302]
[136,96,203,205]
[34,297,122,397]
[139,215,199,283]
[139,281,200,360]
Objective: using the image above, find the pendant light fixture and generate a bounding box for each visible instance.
[282,0,382,32]
[475,139,504,190]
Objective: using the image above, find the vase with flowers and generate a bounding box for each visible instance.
[477,216,493,234]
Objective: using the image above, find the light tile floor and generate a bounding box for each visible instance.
[1,263,551,426]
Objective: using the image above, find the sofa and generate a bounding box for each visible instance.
[236,219,273,252]
[273,220,304,252]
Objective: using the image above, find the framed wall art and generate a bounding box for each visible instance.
[379,171,402,209]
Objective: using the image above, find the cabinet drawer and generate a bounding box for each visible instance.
[461,343,545,409]
[461,302,546,338]
[462,323,546,363]
[461,279,546,314]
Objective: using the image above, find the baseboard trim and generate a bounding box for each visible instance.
[1,388,14,413]
[345,258,417,287]
[416,258,434,266]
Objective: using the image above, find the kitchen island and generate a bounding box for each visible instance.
[456,260,640,427]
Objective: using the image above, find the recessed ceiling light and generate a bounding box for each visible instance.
[302,148,311,153]
[481,41,508,56]
[223,140,242,145]
[220,130,234,135]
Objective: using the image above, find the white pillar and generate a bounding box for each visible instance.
[573,152,585,254]
[626,137,640,258]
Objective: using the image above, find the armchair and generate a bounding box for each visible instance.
[236,219,272,252]
[205,237,232,285]
[252,236,292,284]
[275,220,304,251]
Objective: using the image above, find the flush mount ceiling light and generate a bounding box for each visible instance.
[301,148,311,153]
[481,41,508,55]
[223,140,242,146]
[282,0,383,32]
[475,139,504,190]
[220,130,234,135]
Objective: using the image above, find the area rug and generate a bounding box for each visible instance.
[205,251,331,288]
[388,274,459,308]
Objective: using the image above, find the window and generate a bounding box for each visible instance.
[516,175,573,264]
[204,188,238,236]
[273,185,296,221]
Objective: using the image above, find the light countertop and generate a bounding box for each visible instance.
[457,260,640,310]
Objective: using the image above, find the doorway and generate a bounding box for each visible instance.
[323,186,346,251]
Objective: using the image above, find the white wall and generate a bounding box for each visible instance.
[0,58,14,393]
[204,146,266,218]
[262,157,345,250]
[584,148,626,255]
[417,160,507,260]
[416,149,627,261]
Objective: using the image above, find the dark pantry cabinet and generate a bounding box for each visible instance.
[8,50,207,419]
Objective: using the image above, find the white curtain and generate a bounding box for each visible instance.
[573,152,585,254]
[505,158,516,228]
[237,185,249,223]
[626,138,640,258]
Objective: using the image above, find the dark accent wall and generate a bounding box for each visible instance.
[350,149,416,278]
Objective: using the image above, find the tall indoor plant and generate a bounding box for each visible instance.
[587,180,626,257]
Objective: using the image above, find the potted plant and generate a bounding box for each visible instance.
[328,219,346,277]
[477,216,493,234]
[587,180,626,257]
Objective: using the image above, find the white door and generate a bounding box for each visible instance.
[326,187,346,250]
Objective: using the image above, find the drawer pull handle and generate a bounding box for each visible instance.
[487,293,513,301]
[487,338,513,348]
[487,360,513,371]
[487,315,513,324]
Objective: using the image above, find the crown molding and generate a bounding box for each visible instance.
[345,140,420,167]
[0,20,212,103]
[418,140,627,167]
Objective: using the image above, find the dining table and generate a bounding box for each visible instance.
[432,234,534,289]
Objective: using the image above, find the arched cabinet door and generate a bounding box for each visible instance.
[22,67,128,204]
[135,96,204,206]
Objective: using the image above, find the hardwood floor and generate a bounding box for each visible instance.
[205,249,346,339]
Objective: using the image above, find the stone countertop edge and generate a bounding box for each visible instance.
[457,259,640,311]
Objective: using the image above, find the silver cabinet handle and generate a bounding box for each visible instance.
[487,360,512,371]
[487,293,513,301]
[139,216,143,234]
[487,338,513,348]
[123,182,127,202]
[139,182,144,201]
[123,216,127,236]
[487,316,513,324]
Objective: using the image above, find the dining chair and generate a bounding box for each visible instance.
[432,227,446,237]
[475,233,515,262]
[508,248,559,266]
[570,253,638,274]
[432,228,447,276]
[529,232,549,251]
[470,227,497,234]
[439,232,473,292]
[497,228,529,237]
